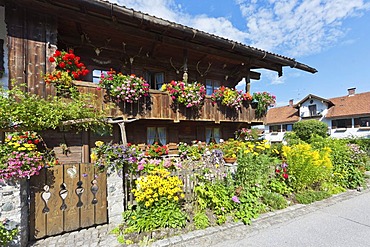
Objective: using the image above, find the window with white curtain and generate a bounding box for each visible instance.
[144,71,164,90]
[147,127,167,145]
[205,127,221,144]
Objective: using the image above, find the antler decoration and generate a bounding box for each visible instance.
[129,47,143,65]
[170,57,184,74]
[196,61,212,77]
[83,33,111,56]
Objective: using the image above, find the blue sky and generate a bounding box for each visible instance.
[111,0,370,106]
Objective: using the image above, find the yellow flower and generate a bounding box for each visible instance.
[90,152,98,162]
[95,141,104,147]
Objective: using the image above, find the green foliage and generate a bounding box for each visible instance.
[234,189,263,224]
[0,84,108,132]
[194,181,235,216]
[121,203,187,233]
[262,191,288,210]
[0,222,18,246]
[235,152,274,189]
[268,178,292,196]
[282,143,332,192]
[295,190,331,204]
[193,211,210,230]
[293,120,328,142]
[310,136,366,189]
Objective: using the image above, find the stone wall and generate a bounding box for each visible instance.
[0,179,29,247]
[106,172,125,225]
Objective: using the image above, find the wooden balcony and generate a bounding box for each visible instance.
[75,81,261,124]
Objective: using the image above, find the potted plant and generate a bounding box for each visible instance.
[0,131,58,180]
[220,139,245,163]
[211,86,252,110]
[145,142,169,158]
[161,80,206,108]
[98,69,150,103]
[252,92,276,118]
[44,49,89,97]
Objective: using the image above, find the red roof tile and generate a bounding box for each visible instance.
[265,106,299,125]
[326,92,370,118]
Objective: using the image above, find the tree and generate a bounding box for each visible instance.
[293,120,328,142]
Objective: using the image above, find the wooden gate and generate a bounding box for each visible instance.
[29,164,108,240]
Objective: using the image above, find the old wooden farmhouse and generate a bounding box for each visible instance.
[0,0,316,163]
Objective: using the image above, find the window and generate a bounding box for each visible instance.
[308,105,317,116]
[92,69,109,84]
[205,79,220,95]
[205,127,221,144]
[144,71,164,90]
[354,117,370,127]
[269,125,281,133]
[147,127,167,145]
[282,124,293,132]
[332,119,352,129]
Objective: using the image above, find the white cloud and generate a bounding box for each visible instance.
[109,0,370,59]
[237,0,370,57]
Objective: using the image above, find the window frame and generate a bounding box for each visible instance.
[144,71,165,90]
[147,127,167,145]
[205,79,220,95]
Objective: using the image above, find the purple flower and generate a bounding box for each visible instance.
[137,164,144,171]
[232,195,240,203]
[82,173,88,178]
[281,162,288,168]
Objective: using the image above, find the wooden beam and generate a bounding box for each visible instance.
[15,0,284,74]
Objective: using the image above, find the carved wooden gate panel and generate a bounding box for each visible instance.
[29,164,107,240]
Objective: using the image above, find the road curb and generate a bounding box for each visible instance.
[152,185,370,247]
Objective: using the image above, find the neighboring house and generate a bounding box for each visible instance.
[265,88,370,142]
[0,0,316,162]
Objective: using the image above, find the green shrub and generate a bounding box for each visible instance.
[293,120,328,142]
[193,211,210,229]
[0,222,18,246]
[262,191,288,210]
[268,178,292,196]
[282,143,332,192]
[310,136,366,189]
[235,152,275,189]
[295,190,331,204]
[234,188,264,224]
[195,181,235,216]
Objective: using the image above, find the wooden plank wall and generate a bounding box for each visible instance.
[5,1,57,95]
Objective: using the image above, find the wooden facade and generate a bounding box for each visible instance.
[1,0,316,162]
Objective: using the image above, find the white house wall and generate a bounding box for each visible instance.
[299,98,328,118]
[0,6,8,88]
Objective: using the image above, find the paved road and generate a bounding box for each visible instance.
[175,188,370,247]
[31,186,370,247]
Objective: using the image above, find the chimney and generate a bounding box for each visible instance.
[348,87,356,96]
[289,99,294,107]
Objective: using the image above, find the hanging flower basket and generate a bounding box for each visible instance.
[161,80,206,109]
[211,86,252,110]
[98,69,150,103]
[44,49,89,98]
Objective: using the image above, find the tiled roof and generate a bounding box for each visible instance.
[93,0,316,73]
[265,106,299,125]
[326,92,370,118]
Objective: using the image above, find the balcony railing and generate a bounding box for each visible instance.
[74,81,260,123]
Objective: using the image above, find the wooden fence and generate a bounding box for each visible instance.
[122,158,230,209]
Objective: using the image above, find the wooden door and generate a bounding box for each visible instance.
[29,164,108,240]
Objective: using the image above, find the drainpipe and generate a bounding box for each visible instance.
[107,118,137,145]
